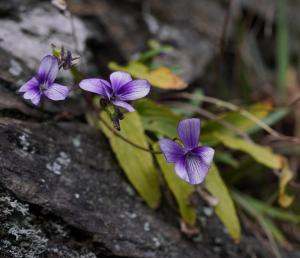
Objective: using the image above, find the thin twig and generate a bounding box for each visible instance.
[98,114,162,155]
[170,93,300,144]
[196,186,219,207]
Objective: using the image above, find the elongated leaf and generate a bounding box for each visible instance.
[135,99,182,138]
[214,132,282,169]
[154,144,196,225]
[206,164,241,240]
[98,112,161,208]
[216,133,294,207]
[109,61,187,90]
[233,192,283,258]
[233,191,300,223]
[201,102,272,137]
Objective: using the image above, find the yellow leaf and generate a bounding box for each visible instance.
[214,132,282,169]
[154,144,196,225]
[109,61,187,90]
[145,67,187,90]
[279,159,294,208]
[98,112,161,208]
[206,164,241,240]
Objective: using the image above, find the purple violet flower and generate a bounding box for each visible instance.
[79,71,150,112]
[19,55,69,105]
[159,118,215,185]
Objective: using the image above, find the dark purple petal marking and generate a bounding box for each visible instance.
[19,77,39,93]
[111,100,135,112]
[177,118,200,149]
[116,80,150,101]
[110,71,132,91]
[159,139,186,163]
[37,55,59,85]
[44,83,69,101]
[79,78,111,98]
[174,157,189,182]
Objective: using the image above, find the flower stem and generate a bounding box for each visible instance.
[98,113,162,155]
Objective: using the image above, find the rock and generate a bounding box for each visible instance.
[0,113,299,257]
[0,0,88,70]
[69,0,229,83]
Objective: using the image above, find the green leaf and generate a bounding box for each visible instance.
[135,99,182,138]
[247,108,289,135]
[233,192,283,258]
[154,144,196,225]
[214,132,282,169]
[233,191,300,223]
[98,112,161,208]
[215,152,239,168]
[276,0,289,97]
[216,133,294,207]
[206,164,241,240]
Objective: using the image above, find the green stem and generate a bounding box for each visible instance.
[98,112,162,155]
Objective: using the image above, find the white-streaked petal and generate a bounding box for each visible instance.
[31,94,41,105]
[111,100,135,112]
[174,157,189,182]
[23,88,40,100]
[110,71,132,91]
[192,146,214,172]
[79,78,111,98]
[116,80,150,101]
[185,154,211,184]
[44,83,69,101]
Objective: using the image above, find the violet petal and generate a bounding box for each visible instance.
[192,146,215,168]
[23,88,41,100]
[79,78,111,99]
[31,94,41,106]
[44,83,69,101]
[174,157,189,183]
[185,155,209,184]
[116,79,150,101]
[19,77,39,93]
[159,139,186,163]
[177,118,200,149]
[111,100,135,112]
[110,71,132,91]
[37,55,59,84]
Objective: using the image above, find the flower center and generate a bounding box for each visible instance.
[39,82,49,92]
[186,151,196,158]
